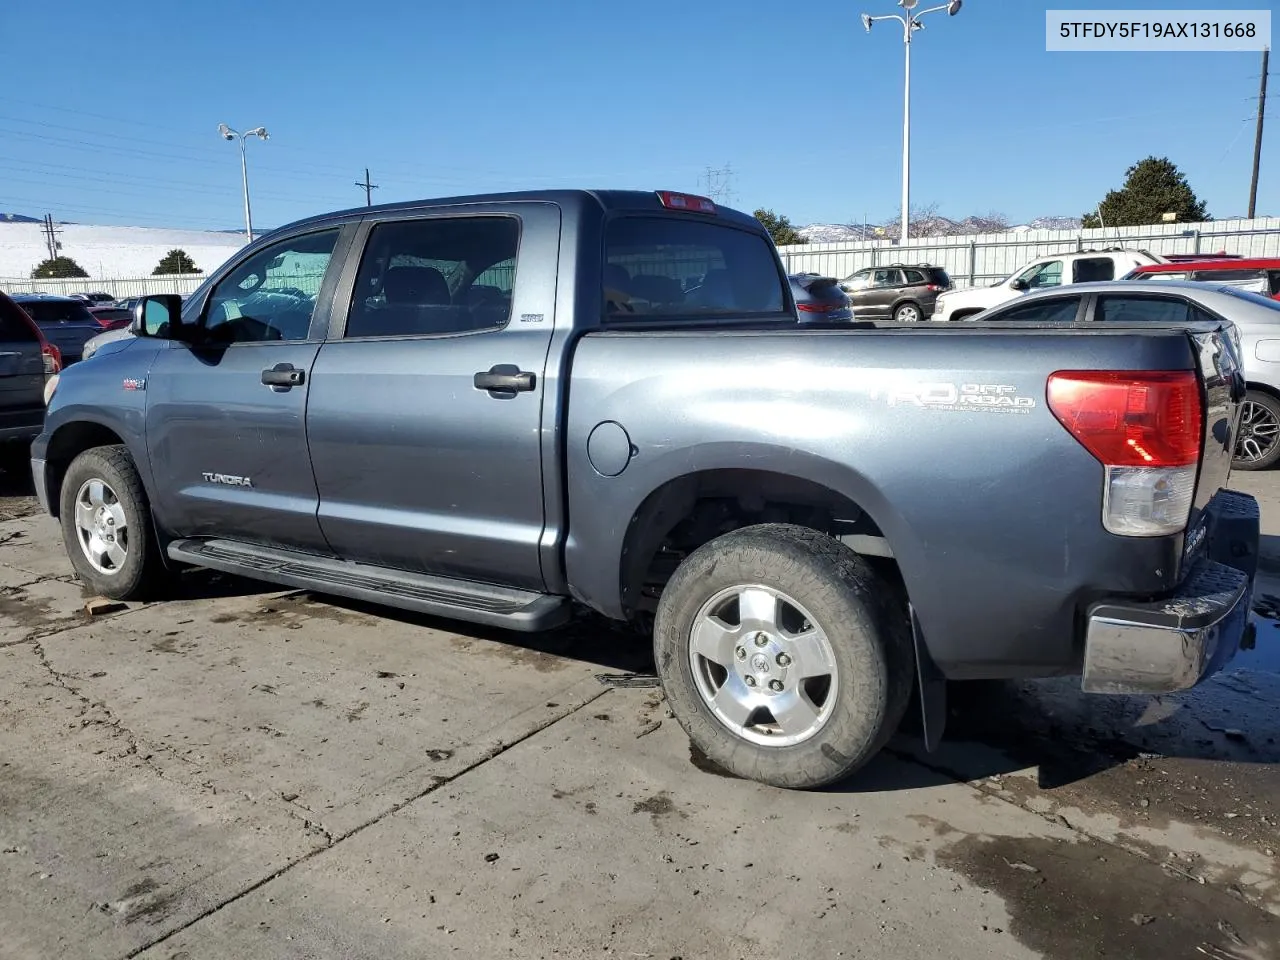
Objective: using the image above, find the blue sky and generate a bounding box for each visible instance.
[0,0,1275,231]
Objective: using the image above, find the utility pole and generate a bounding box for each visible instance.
[1249,46,1269,219]
[355,168,380,207]
[42,214,61,261]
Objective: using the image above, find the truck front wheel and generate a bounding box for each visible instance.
[59,445,169,601]
[653,524,913,788]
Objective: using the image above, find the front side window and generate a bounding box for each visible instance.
[203,229,340,344]
[1016,260,1063,289]
[841,270,872,292]
[987,296,1081,323]
[346,217,519,338]
[604,217,785,320]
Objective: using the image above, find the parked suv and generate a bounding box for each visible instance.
[0,290,60,462]
[932,248,1163,322]
[839,263,951,322]
[11,293,107,365]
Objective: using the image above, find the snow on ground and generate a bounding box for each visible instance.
[0,222,245,281]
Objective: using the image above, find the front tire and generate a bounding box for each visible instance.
[654,524,913,789]
[1233,390,1280,471]
[59,445,168,600]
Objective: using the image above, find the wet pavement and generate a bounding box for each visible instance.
[0,459,1277,959]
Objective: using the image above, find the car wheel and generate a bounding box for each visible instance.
[1233,391,1280,471]
[893,302,922,323]
[59,445,169,600]
[653,523,914,789]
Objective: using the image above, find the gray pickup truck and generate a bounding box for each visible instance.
[31,189,1261,789]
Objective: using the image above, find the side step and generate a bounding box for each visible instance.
[167,538,569,632]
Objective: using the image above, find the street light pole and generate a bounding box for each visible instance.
[861,0,963,244]
[218,123,270,243]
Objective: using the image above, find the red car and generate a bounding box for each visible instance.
[88,305,135,331]
[1123,258,1280,299]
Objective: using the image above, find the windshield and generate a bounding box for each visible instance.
[604,217,786,320]
[17,300,96,325]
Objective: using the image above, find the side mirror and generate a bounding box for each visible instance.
[131,294,185,339]
[1010,278,1029,292]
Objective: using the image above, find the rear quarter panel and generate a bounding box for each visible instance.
[565,326,1216,679]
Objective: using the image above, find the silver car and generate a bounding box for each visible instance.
[966,280,1280,470]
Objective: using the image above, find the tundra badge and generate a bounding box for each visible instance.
[202,472,253,487]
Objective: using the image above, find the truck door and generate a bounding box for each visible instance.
[144,226,352,549]
[306,203,559,591]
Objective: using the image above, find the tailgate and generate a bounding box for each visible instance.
[37,321,100,363]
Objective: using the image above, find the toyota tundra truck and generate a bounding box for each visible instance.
[31,189,1260,789]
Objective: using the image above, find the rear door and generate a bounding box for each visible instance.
[0,295,45,438]
[307,203,559,590]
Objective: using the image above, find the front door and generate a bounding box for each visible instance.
[306,204,559,591]
[144,226,351,549]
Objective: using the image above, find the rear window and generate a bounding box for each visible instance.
[1194,269,1267,282]
[17,299,96,325]
[604,217,786,320]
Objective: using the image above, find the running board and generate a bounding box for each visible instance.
[167,538,569,632]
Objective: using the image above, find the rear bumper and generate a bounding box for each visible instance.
[1081,490,1259,695]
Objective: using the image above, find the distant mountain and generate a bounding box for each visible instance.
[0,213,41,224]
[798,214,1086,243]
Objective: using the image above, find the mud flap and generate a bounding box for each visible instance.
[911,605,947,752]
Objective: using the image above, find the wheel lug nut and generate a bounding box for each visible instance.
[735,646,747,661]
[776,653,791,667]
[768,680,784,692]
[754,632,769,647]
[744,675,757,687]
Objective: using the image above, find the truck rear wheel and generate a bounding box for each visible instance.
[59,445,169,601]
[653,524,913,788]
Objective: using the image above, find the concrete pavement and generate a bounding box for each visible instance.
[0,468,1276,960]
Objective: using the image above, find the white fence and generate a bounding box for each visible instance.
[777,217,1280,289]
[0,274,206,299]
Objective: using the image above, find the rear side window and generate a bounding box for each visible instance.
[1095,296,1196,323]
[1072,257,1115,282]
[604,218,785,320]
[902,269,926,284]
[0,297,39,342]
[347,217,519,338]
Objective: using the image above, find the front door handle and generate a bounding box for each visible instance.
[262,363,305,391]
[474,365,535,397]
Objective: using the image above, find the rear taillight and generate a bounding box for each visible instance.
[926,284,943,292]
[796,302,838,313]
[41,342,61,375]
[1047,370,1202,537]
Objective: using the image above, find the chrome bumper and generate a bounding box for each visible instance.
[30,457,50,515]
[1082,490,1259,695]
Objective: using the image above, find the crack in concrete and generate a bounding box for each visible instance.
[120,686,611,960]
[29,635,198,786]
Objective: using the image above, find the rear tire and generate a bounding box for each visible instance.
[1233,390,1280,471]
[654,524,914,789]
[893,301,922,323]
[59,445,169,601]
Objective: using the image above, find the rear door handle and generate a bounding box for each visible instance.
[474,365,535,396]
[262,363,305,391]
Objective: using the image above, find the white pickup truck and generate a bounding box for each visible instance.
[931,248,1163,322]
